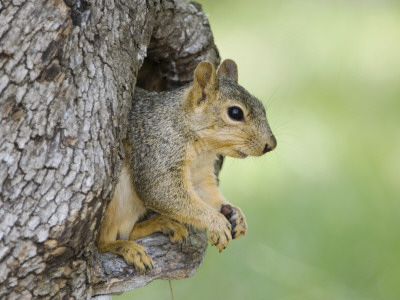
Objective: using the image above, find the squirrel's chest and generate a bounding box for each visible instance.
[185,148,218,187]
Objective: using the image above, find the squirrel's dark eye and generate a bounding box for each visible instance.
[228,106,245,121]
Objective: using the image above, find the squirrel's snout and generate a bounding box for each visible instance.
[262,135,277,154]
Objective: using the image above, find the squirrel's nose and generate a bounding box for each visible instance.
[263,135,277,153]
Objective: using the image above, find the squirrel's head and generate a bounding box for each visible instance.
[185,59,276,158]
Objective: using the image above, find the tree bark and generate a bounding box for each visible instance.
[90,227,208,296]
[0,0,219,298]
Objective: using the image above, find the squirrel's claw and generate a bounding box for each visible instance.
[208,214,232,252]
[158,217,189,244]
[220,204,247,240]
[115,241,154,273]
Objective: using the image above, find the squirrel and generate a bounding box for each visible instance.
[97,59,277,271]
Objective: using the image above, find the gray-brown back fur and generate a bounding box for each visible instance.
[128,87,190,207]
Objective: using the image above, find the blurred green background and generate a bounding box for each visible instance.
[118,1,400,299]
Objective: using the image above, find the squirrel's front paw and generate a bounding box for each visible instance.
[121,241,154,272]
[208,213,232,252]
[221,204,248,239]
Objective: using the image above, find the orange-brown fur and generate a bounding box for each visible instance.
[97,59,276,271]
[97,162,188,271]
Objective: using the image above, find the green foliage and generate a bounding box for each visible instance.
[117,1,400,299]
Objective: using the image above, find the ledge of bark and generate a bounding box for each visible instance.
[90,227,208,296]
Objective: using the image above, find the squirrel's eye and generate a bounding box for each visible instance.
[228,106,245,122]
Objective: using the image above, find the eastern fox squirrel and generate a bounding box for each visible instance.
[97,59,277,271]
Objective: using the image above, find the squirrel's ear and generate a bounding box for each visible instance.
[189,61,218,106]
[217,59,238,83]
[194,61,218,90]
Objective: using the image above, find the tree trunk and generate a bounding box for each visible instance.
[0,0,219,298]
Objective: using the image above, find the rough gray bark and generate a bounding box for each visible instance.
[0,0,219,298]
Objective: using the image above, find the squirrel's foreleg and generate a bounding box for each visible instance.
[145,172,233,252]
[192,169,248,241]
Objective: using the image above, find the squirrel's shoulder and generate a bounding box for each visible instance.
[128,86,192,163]
[129,86,191,136]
